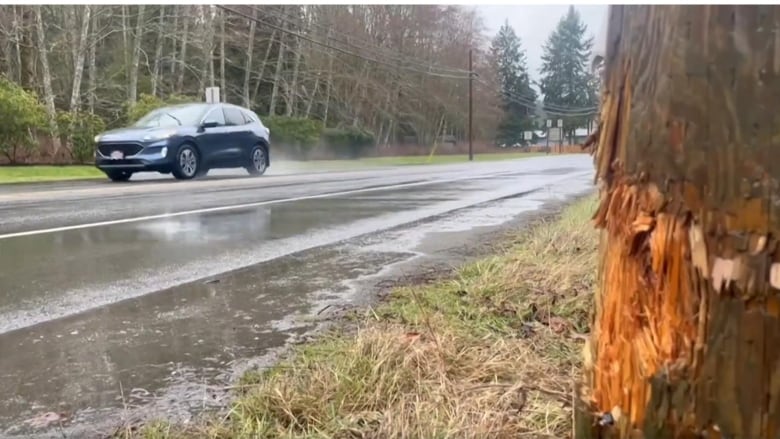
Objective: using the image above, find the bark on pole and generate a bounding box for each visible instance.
[578,5,780,438]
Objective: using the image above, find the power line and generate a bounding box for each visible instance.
[251,5,470,79]
[477,78,598,113]
[476,82,598,117]
[475,79,598,115]
[218,5,470,80]
[259,5,472,77]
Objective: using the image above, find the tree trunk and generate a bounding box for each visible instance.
[128,4,145,104]
[34,6,60,154]
[323,44,334,126]
[198,5,216,93]
[305,76,319,118]
[121,5,129,72]
[150,6,165,97]
[69,4,90,112]
[286,35,302,117]
[66,6,78,75]
[176,6,189,94]
[351,62,369,127]
[170,6,178,78]
[87,6,98,114]
[251,30,276,105]
[579,5,780,438]
[269,17,286,116]
[219,9,226,99]
[242,10,256,108]
[12,5,22,84]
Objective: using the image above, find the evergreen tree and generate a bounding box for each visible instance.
[539,6,598,143]
[490,20,536,146]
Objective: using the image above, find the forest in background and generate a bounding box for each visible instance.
[0,4,598,164]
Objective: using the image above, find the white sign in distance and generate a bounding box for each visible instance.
[205,87,220,104]
[548,127,562,142]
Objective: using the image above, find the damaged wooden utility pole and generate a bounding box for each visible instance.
[577,5,780,438]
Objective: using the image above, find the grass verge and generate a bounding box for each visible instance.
[0,153,549,184]
[0,165,104,183]
[127,197,598,439]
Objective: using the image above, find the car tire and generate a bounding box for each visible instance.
[172,144,200,180]
[105,170,132,182]
[246,144,268,176]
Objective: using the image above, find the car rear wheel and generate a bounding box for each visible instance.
[246,144,268,176]
[172,144,199,180]
[105,170,132,182]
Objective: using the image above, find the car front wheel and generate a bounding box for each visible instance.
[105,170,132,182]
[246,144,268,176]
[172,144,199,180]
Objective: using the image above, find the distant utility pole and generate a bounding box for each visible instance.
[468,48,473,162]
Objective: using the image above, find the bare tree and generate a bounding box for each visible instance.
[150,6,164,97]
[268,8,287,116]
[128,5,145,103]
[242,8,256,108]
[69,4,90,112]
[33,6,59,153]
[251,30,276,105]
[176,6,189,94]
[86,6,98,113]
[219,8,226,98]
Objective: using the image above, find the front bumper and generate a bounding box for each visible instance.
[95,141,173,173]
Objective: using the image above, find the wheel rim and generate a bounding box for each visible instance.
[179,148,197,176]
[252,147,266,172]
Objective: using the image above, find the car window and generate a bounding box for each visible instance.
[223,107,247,126]
[134,104,209,128]
[241,110,257,124]
[202,107,226,126]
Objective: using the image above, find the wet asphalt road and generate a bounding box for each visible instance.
[0,155,594,437]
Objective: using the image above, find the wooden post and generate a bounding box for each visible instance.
[578,5,780,438]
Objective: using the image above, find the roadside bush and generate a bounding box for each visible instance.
[57,111,106,163]
[124,93,194,124]
[322,126,375,159]
[0,77,47,163]
[264,116,323,160]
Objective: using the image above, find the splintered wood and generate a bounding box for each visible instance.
[579,5,780,439]
[590,180,700,435]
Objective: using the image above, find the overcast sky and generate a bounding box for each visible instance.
[477,5,608,81]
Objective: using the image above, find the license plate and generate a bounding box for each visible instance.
[110,150,124,160]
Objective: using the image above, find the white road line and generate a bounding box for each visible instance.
[0,171,528,240]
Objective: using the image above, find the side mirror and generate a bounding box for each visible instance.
[201,121,219,129]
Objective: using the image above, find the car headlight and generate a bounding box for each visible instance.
[94,135,101,143]
[143,129,177,142]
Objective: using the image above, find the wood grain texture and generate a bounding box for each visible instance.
[582,5,780,438]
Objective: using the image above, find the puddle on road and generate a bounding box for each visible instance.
[0,247,413,437]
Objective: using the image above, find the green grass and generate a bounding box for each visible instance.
[0,152,546,184]
[0,165,104,184]
[120,195,598,439]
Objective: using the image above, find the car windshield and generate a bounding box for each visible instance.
[133,104,209,128]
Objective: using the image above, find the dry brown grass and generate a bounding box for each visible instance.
[131,196,598,439]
